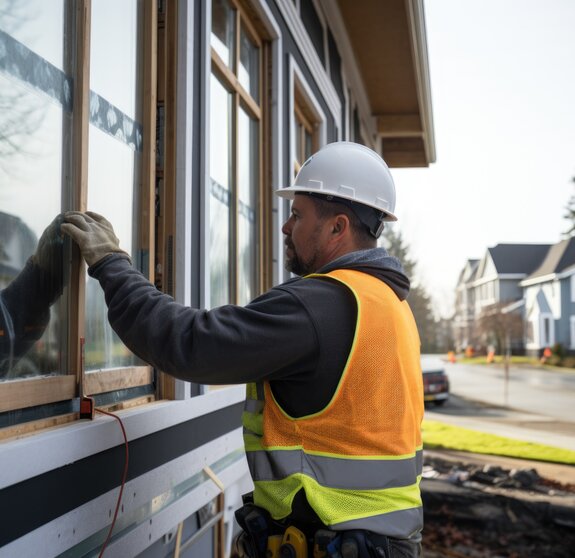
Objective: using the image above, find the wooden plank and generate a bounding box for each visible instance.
[69,0,91,390]
[0,413,77,442]
[84,366,153,396]
[141,0,158,283]
[157,0,179,400]
[97,394,155,413]
[377,113,422,137]
[0,376,76,413]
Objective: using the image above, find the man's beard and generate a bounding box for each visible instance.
[284,240,321,276]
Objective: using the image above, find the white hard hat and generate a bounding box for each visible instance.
[276,142,398,233]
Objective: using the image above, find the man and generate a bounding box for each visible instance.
[1,214,65,377]
[62,142,424,557]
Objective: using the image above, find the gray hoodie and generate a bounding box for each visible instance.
[90,247,410,417]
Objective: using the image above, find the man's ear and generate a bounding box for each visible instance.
[332,214,349,236]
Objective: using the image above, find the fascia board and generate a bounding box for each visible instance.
[471,274,498,287]
[405,0,436,163]
[557,266,575,280]
[520,273,557,287]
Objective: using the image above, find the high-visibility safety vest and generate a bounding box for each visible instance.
[243,269,424,539]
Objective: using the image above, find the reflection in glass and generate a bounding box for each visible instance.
[0,214,66,379]
[239,26,259,102]
[238,108,259,305]
[209,75,232,307]
[211,0,235,68]
[0,70,67,380]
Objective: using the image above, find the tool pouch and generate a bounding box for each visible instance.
[234,503,271,558]
[340,530,391,558]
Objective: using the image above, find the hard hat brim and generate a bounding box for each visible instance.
[275,186,398,222]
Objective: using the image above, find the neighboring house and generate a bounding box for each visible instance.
[455,244,551,352]
[520,236,575,357]
[1,2,435,557]
[453,258,479,351]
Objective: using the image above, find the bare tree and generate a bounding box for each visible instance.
[476,302,524,354]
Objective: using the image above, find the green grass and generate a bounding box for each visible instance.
[422,419,575,465]
[457,355,538,366]
[455,355,575,372]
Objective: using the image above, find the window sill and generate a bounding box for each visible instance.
[0,384,245,489]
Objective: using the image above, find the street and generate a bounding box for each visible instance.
[443,360,575,421]
[423,359,575,451]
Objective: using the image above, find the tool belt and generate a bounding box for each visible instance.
[231,503,395,558]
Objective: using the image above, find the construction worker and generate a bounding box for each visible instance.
[1,214,65,377]
[62,142,424,558]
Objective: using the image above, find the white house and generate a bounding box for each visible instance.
[520,237,575,356]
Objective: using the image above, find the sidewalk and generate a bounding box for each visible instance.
[425,405,575,451]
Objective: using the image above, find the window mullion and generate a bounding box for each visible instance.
[69,0,91,393]
[231,92,240,304]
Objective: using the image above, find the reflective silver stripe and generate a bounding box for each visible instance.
[244,399,264,413]
[334,507,423,538]
[246,449,422,490]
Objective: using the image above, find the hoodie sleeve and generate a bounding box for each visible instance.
[88,255,319,384]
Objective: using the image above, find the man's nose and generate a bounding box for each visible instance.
[281,217,292,235]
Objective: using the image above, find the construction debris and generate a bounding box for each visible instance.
[421,453,575,557]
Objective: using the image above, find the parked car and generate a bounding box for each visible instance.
[421,355,449,405]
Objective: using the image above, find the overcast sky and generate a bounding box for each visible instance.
[389,0,575,318]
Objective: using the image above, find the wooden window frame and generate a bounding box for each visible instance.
[293,80,320,175]
[210,0,268,304]
[0,0,157,435]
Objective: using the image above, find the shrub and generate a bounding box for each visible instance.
[552,343,566,359]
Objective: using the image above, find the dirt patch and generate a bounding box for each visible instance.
[421,453,575,557]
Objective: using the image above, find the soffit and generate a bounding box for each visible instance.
[334,0,435,168]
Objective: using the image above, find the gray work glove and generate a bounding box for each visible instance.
[32,214,65,273]
[61,211,130,267]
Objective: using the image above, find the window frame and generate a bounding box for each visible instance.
[0,0,158,437]
[208,0,267,307]
[289,57,326,178]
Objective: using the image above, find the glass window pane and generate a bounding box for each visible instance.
[90,0,141,119]
[209,75,232,307]
[239,25,259,102]
[211,0,235,69]
[85,126,141,370]
[85,0,143,371]
[238,108,259,305]
[0,75,67,380]
[304,128,313,159]
[0,0,65,71]
[295,121,303,167]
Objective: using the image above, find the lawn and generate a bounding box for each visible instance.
[422,419,575,465]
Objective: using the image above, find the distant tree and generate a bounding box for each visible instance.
[563,177,575,236]
[381,227,439,352]
[476,302,524,354]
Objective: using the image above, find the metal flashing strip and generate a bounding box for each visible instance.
[0,400,244,548]
[0,29,143,151]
